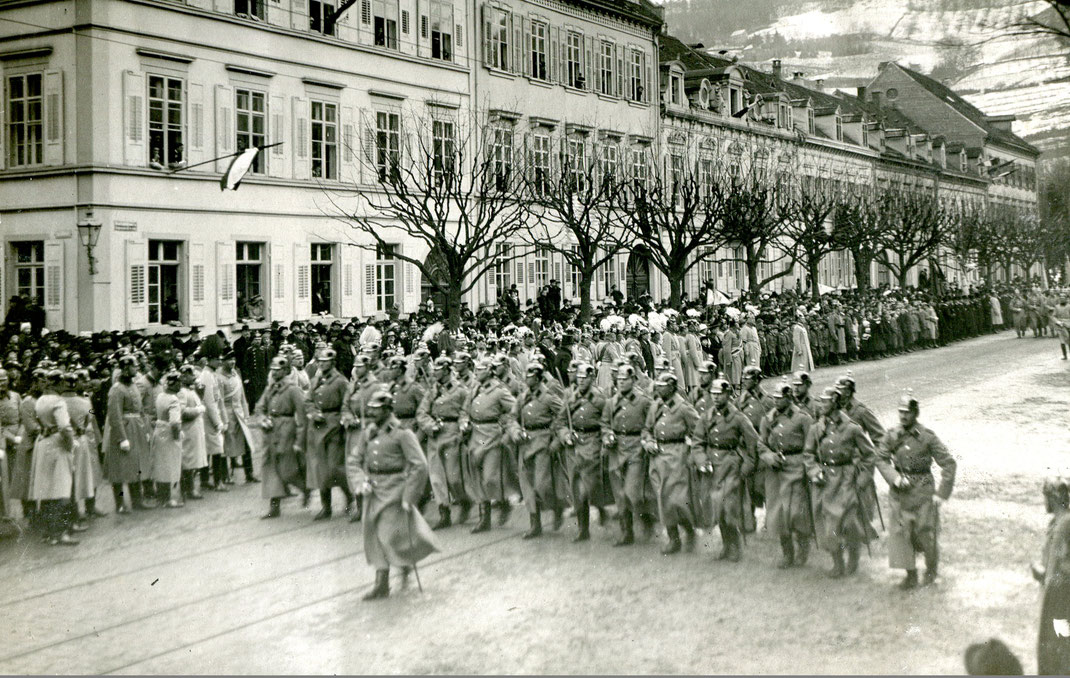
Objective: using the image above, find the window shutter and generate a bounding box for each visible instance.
[340,244,359,318]
[521,17,530,77]
[585,35,594,91]
[619,257,626,294]
[189,242,207,327]
[0,68,5,170]
[269,94,289,178]
[511,13,521,75]
[126,240,148,330]
[341,105,356,183]
[421,14,429,38]
[293,242,311,320]
[43,70,63,166]
[360,111,375,184]
[187,82,205,167]
[400,246,418,313]
[290,0,308,29]
[364,259,376,315]
[267,0,288,26]
[122,70,146,167]
[456,23,463,48]
[216,241,236,326]
[361,0,371,24]
[514,259,523,287]
[292,96,310,179]
[485,247,497,305]
[402,10,410,34]
[481,4,490,67]
[643,50,652,103]
[550,26,560,83]
[43,240,64,329]
[214,84,234,172]
[616,44,624,97]
[270,241,289,322]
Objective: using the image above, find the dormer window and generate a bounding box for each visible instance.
[778,104,792,129]
[862,124,869,147]
[669,73,682,105]
[960,153,966,172]
[835,115,843,141]
[807,108,815,134]
[730,87,743,115]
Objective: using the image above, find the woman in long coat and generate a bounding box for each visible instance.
[178,365,207,500]
[790,309,815,373]
[28,371,79,545]
[150,372,185,508]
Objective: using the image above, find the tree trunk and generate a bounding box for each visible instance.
[445,281,463,330]
[896,266,909,290]
[578,268,594,324]
[667,272,684,307]
[852,252,871,291]
[808,257,821,302]
[746,248,761,301]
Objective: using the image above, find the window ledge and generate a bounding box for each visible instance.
[626,100,649,109]
[596,93,619,103]
[564,85,588,96]
[486,67,515,79]
[527,77,553,88]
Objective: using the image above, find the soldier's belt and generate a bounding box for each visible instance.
[820,458,852,467]
[437,416,459,422]
[575,427,600,433]
[656,437,685,444]
[523,424,550,431]
[396,412,417,420]
[471,418,498,424]
[895,465,931,475]
[779,448,804,456]
[367,467,405,475]
[614,430,642,436]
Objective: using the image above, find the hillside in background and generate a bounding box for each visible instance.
[660,0,1070,166]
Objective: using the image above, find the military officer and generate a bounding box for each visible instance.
[554,362,608,542]
[836,372,885,528]
[346,391,437,601]
[791,371,816,418]
[690,360,717,417]
[416,356,471,530]
[803,387,877,578]
[695,379,759,562]
[874,393,956,589]
[759,379,814,568]
[737,365,773,524]
[255,356,308,519]
[642,372,701,555]
[513,362,566,539]
[602,364,655,546]
[459,356,519,533]
[305,348,354,521]
[386,355,425,432]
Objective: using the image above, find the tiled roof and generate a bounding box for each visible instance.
[567,0,663,28]
[892,64,1038,155]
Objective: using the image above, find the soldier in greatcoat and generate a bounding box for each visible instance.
[417,356,471,530]
[305,348,354,521]
[874,393,956,589]
[836,373,884,526]
[347,391,437,601]
[512,361,566,539]
[689,360,717,417]
[0,369,22,521]
[601,364,655,546]
[554,362,608,542]
[103,355,153,512]
[737,365,772,527]
[759,379,814,568]
[803,387,877,578]
[342,354,381,521]
[791,371,816,418]
[255,356,308,519]
[642,371,700,555]
[695,379,759,562]
[28,370,78,546]
[459,356,519,533]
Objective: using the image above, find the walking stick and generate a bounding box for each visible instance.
[871,483,885,532]
[852,480,873,559]
[739,475,749,546]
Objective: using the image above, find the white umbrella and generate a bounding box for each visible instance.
[421,321,444,344]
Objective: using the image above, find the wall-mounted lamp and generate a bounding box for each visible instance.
[77,211,103,275]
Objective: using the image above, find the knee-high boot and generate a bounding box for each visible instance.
[242,451,259,483]
[314,490,333,520]
[112,483,128,513]
[572,500,590,542]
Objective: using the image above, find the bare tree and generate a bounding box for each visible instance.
[717,164,795,300]
[621,146,734,307]
[831,187,884,291]
[1003,0,1070,42]
[875,185,949,289]
[784,175,846,301]
[326,109,531,329]
[519,139,630,323]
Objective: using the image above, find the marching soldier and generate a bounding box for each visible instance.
[255,356,308,519]
[601,364,655,546]
[874,393,956,589]
[305,348,354,521]
[836,372,884,527]
[737,365,773,526]
[690,360,717,417]
[791,371,816,418]
[695,379,759,562]
[416,356,471,530]
[759,379,814,568]
[386,355,425,432]
[513,362,566,539]
[459,356,519,533]
[803,387,877,578]
[554,362,608,542]
[346,391,437,601]
[642,372,701,555]
[342,354,381,521]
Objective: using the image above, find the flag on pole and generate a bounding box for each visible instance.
[220,147,261,191]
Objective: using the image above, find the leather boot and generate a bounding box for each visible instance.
[261,497,281,519]
[661,525,682,555]
[471,501,492,534]
[639,513,655,540]
[349,495,363,523]
[795,536,811,566]
[922,547,939,586]
[552,506,564,531]
[573,500,590,542]
[243,451,260,483]
[112,483,129,514]
[899,569,919,590]
[314,490,333,521]
[432,505,452,531]
[523,512,543,540]
[614,512,635,547]
[362,569,390,601]
[717,525,733,560]
[725,527,742,562]
[457,500,472,525]
[828,546,846,578]
[777,536,795,569]
[845,544,861,575]
[498,499,513,527]
[681,522,696,553]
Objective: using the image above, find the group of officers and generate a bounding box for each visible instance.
[252,332,958,599]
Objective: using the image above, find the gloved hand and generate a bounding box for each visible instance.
[895,475,912,491]
[119,439,131,452]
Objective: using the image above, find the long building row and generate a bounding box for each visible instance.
[0,0,1040,333]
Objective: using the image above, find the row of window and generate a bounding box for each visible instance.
[482,4,651,103]
[231,0,458,62]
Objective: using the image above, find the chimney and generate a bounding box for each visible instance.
[815,78,824,89]
[772,59,782,79]
[856,85,866,101]
[792,70,804,80]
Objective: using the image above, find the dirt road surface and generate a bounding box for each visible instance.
[1,330,1064,674]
